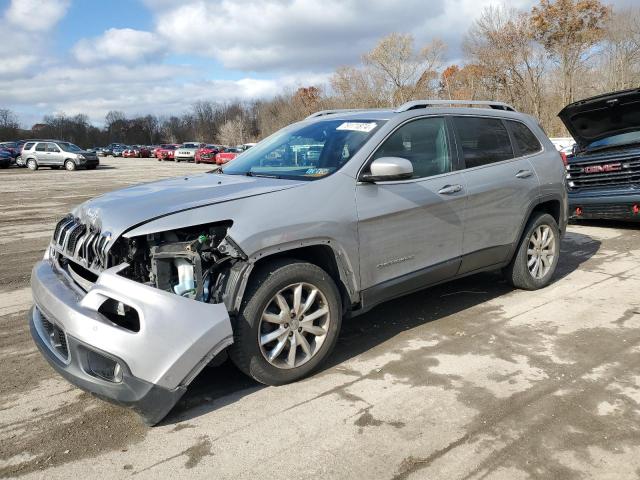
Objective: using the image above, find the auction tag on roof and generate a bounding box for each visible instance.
[336,122,377,133]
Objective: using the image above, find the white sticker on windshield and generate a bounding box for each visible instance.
[336,122,377,133]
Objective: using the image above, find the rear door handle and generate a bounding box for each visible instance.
[516,170,533,179]
[438,184,463,195]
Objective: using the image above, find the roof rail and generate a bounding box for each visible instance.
[305,109,367,119]
[395,100,516,113]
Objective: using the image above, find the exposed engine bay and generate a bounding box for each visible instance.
[109,221,244,304]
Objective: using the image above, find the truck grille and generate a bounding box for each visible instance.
[566,156,640,191]
[52,215,111,272]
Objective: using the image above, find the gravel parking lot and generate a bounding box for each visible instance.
[1,157,640,479]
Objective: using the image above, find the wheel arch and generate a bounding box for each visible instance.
[507,194,567,264]
[226,241,359,316]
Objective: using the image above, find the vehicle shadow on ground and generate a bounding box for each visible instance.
[164,231,601,425]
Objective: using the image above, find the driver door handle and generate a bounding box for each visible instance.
[516,169,533,179]
[438,184,463,195]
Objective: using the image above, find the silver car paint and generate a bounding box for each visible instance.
[124,172,363,297]
[30,106,567,412]
[72,173,305,240]
[31,259,232,389]
[355,171,466,289]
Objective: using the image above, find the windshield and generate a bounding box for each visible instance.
[588,131,640,151]
[182,143,198,148]
[58,142,82,152]
[222,119,384,180]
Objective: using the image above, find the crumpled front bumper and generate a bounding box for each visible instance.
[29,259,233,424]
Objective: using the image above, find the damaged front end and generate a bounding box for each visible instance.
[29,217,247,425]
[112,221,244,305]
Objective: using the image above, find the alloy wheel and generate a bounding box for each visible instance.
[258,282,331,369]
[527,225,555,279]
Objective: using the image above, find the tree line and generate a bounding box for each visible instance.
[1,0,638,146]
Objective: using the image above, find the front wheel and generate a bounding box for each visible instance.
[64,160,76,171]
[504,212,560,290]
[229,259,342,386]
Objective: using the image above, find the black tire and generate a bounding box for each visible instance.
[26,158,38,171]
[229,259,342,386]
[504,212,560,290]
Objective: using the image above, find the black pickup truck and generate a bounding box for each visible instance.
[560,88,640,221]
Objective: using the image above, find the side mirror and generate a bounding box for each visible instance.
[360,157,413,182]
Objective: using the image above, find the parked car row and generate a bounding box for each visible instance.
[87,141,254,165]
[155,143,251,165]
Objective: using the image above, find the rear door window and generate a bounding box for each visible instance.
[507,121,542,156]
[452,117,514,168]
[35,143,47,152]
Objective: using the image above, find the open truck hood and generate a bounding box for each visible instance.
[558,88,640,151]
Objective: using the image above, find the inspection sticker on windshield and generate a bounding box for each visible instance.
[336,122,377,133]
[304,168,331,177]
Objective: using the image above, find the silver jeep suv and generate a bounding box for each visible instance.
[29,100,567,424]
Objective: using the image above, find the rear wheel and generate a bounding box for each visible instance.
[504,212,560,290]
[26,158,38,171]
[230,259,342,386]
[64,160,76,171]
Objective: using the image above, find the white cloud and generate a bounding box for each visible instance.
[5,0,70,31]
[149,0,538,72]
[0,63,328,124]
[73,28,166,64]
[0,54,38,77]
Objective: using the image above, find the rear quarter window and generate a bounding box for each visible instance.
[23,142,35,151]
[453,116,514,168]
[507,120,542,156]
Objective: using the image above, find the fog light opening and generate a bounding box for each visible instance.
[98,298,140,332]
[85,349,123,383]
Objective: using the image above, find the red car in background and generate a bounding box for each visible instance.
[156,144,178,161]
[194,144,222,164]
[215,147,243,165]
[123,146,152,158]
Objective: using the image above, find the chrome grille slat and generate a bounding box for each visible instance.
[567,154,640,191]
[50,216,111,274]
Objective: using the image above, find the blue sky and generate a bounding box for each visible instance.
[0,0,635,127]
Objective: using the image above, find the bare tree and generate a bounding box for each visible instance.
[464,6,548,118]
[192,101,217,142]
[598,7,640,91]
[362,33,446,104]
[217,118,246,146]
[531,0,610,105]
[0,108,20,140]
